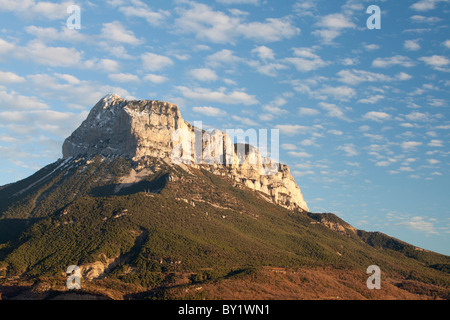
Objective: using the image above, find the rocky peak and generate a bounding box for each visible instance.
[63,95,309,212]
[63,94,187,160]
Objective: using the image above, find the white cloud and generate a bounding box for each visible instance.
[0,89,49,110]
[341,58,358,66]
[313,13,356,43]
[396,72,413,81]
[108,73,140,83]
[84,58,120,73]
[192,106,227,117]
[143,74,168,84]
[357,95,385,104]
[141,52,174,71]
[0,0,73,20]
[410,0,447,12]
[25,25,87,43]
[372,55,415,68]
[400,123,416,128]
[363,111,392,122]
[223,78,237,86]
[428,140,443,147]
[0,70,25,83]
[364,133,384,141]
[275,124,309,135]
[54,73,80,85]
[189,68,218,81]
[248,61,288,77]
[237,17,300,42]
[216,0,260,4]
[359,125,371,132]
[397,216,438,235]
[419,55,450,71]
[337,143,358,157]
[318,102,350,121]
[293,0,316,16]
[375,161,391,167]
[99,44,134,60]
[312,29,341,44]
[260,98,288,120]
[401,141,423,149]
[0,0,33,12]
[117,1,170,26]
[231,115,258,126]
[29,1,74,19]
[427,158,440,165]
[298,107,320,116]
[0,109,88,140]
[338,69,412,85]
[300,139,317,146]
[174,2,299,43]
[174,2,238,43]
[328,129,343,135]
[316,13,356,29]
[17,41,82,67]
[25,73,133,106]
[281,143,297,150]
[0,38,15,56]
[284,48,329,73]
[251,46,275,60]
[337,69,392,85]
[444,40,450,49]
[364,44,380,51]
[404,39,421,51]
[176,86,258,105]
[284,56,327,72]
[318,85,356,101]
[288,151,313,158]
[405,111,430,122]
[100,21,142,45]
[295,161,328,170]
[292,170,315,177]
[206,49,243,68]
[410,15,442,23]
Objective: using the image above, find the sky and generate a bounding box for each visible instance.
[0,0,449,255]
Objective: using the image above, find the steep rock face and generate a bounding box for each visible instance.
[63,94,188,160]
[63,94,309,212]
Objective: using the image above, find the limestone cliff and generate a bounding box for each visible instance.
[63,94,309,212]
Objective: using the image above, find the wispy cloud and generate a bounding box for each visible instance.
[398,216,439,234]
[372,55,416,68]
[176,86,258,105]
[192,106,226,117]
[173,2,299,43]
[363,111,392,122]
[337,143,358,157]
[419,55,450,72]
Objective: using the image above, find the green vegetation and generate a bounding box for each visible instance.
[0,156,449,299]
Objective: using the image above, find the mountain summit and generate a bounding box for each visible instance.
[63,94,185,160]
[63,94,309,211]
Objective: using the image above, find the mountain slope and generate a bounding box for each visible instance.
[0,155,448,299]
[0,95,449,300]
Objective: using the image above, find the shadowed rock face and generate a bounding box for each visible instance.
[62,94,309,212]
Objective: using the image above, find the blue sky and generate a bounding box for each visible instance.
[0,0,449,255]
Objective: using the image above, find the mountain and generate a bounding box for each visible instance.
[0,95,449,300]
[63,94,308,211]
